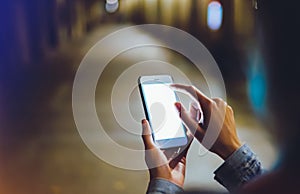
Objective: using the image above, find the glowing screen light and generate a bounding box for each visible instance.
[207,1,223,30]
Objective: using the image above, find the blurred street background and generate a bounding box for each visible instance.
[0,1,277,194]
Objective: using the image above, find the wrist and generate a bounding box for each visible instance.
[220,141,242,160]
[150,176,184,188]
[150,170,171,181]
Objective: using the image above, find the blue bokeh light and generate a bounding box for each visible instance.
[207,1,223,31]
[247,51,267,115]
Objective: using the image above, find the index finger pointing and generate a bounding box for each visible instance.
[171,84,212,110]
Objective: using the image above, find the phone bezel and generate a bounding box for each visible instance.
[138,75,188,149]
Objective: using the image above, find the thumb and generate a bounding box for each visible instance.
[141,119,156,150]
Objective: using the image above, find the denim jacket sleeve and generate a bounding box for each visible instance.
[146,178,184,194]
[213,144,264,192]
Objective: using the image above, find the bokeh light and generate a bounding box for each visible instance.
[105,0,119,13]
[207,1,223,31]
[247,51,267,115]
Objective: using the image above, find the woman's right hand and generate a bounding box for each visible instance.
[172,84,242,160]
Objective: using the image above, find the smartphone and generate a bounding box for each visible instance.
[138,75,188,149]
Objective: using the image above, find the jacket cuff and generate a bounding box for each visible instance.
[146,178,184,194]
[214,144,263,192]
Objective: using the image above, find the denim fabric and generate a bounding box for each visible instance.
[146,178,184,194]
[146,144,263,194]
[213,144,263,192]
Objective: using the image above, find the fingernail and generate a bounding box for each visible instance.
[142,119,147,124]
[175,102,181,112]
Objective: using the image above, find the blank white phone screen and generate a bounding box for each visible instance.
[142,83,185,140]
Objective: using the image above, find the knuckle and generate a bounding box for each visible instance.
[188,85,195,91]
[188,86,198,97]
[208,100,215,108]
[227,105,234,113]
[191,85,197,90]
[212,97,223,104]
